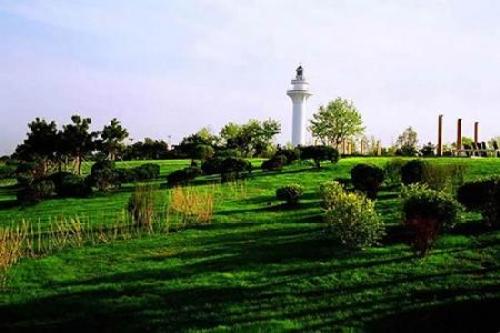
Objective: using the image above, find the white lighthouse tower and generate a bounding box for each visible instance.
[287,65,312,146]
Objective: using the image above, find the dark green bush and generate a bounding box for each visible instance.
[275,148,299,165]
[114,168,137,184]
[15,162,37,186]
[401,160,427,185]
[167,167,202,186]
[88,160,117,191]
[422,163,466,192]
[201,158,223,175]
[16,180,55,204]
[194,144,215,161]
[299,146,339,168]
[402,184,462,256]
[220,158,252,181]
[261,155,285,172]
[276,184,304,206]
[350,163,384,199]
[0,164,16,180]
[457,178,500,227]
[214,149,242,159]
[57,174,92,198]
[133,163,160,181]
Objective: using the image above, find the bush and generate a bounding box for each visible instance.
[320,181,384,249]
[167,167,201,186]
[88,160,117,191]
[0,164,16,180]
[300,146,339,168]
[384,158,406,185]
[15,162,37,186]
[201,158,223,175]
[214,149,242,159]
[114,168,137,184]
[133,163,160,181]
[402,184,462,256]
[261,156,285,172]
[220,158,252,182]
[194,144,215,161]
[275,148,299,165]
[16,180,55,204]
[57,174,92,198]
[350,163,384,199]
[457,178,500,227]
[276,184,304,206]
[422,163,466,192]
[401,160,427,185]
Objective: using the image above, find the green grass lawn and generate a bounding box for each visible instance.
[1,157,500,332]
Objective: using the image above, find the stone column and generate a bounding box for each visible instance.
[457,118,462,155]
[437,114,443,156]
[474,122,479,146]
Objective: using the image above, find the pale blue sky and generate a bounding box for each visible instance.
[1,0,500,154]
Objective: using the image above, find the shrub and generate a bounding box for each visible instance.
[167,167,201,186]
[402,184,462,256]
[261,156,285,172]
[384,158,406,185]
[321,181,384,249]
[214,149,242,159]
[220,158,252,182]
[57,174,92,198]
[88,160,117,191]
[133,163,160,181]
[275,148,299,165]
[300,146,339,168]
[194,144,215,161]
[0,164,16,180]
[127,184,155,229]
[201,158,223,175]
[276,184,304,206]
[113,168,137,184]
[15,162,37,186]
[457,178,500,227]
[350,163,384,199]
[401,160,427,185]
[169,186,214,225]
[16,180,55,204]
[422,163,466,192]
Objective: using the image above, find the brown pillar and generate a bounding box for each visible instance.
[377,141,382,156]
[437,114,443,156]
[457,118,462,155]
[474,122,479,145]
[360,140,364,155]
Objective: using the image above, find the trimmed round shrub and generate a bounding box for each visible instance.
[275,148,299,165]
[321,181,384,249]
[114,168,137,184]
[57,174,92,198]
[133,163,160,181]
[402,184,462,256]
[457,178,500,227]
[16,180,55,204]
[384,158,406,185]
[261,156,285,172]
[88,160,117,191]
[220,158,252,181]
[214,149,242,159]
[350,163,384,199]
[167,167,201,186]
[401,160,428,185]
[276,184,304,206]
[300,146,339,168]
[201,158,223,175]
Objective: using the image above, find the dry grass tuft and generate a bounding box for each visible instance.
[169,186,214,225]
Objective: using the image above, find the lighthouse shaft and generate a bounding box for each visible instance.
[287,68,312,146]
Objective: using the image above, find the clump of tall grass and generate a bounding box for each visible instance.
[0,226,25,285]
[127,184,156,229]
[169,186,214,225]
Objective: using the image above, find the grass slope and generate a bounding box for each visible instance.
[1,157,500,332]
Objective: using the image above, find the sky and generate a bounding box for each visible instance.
[1,0,500,155]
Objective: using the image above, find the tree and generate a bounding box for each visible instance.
[309,98,364,148]
[219,119,281,156]
[100,118,129,161]
[61,115,97,175]
[299,145,339,169]
[395,127,419,156]
[15,118,60,175]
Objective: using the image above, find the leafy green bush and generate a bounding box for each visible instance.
[320,181,384,249]
[274,148,299,165]
[57,174,92,198]
[194,144,215,161]
[16,180,55,204]
[201,157,223,175]
[114,168,137,184]
[457,178,500,227]
[167,167,201,186]
[276,184,304,206]
[127,184,155,228]
[220,158,252,182]
[384,158,406,185]
[401,160,427,185]
[133,163,160,181]
[422,163,466,192]
[300,146,339,168]
[88,160,117,191]
[402,184,462,256]
[261,155,286,172]
[0,164,16,180]
[350,163,384,199]
[214,149,242,159]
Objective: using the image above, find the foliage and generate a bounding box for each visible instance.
[220,158,252,182]
[299,145,339,168]
[309,98,364,147]
[214,149,242,159]
[320,181,384,249]
[401,160,427,185]
[0,164,16,180]
[276,184,304,206]
[274,148,299,165]
[220,119,281,157]
[421,163,466,192]
[56,173,92,198]
[123,138,170,160]
[402,184,462,256]
[133,163,161,181]
[167,167,202,186]
[127,184,156,229]
[395,127,419,156]
[88,160,117,191]
[60,115,98,175]
[420,142,436,157]
[169,186,214,225]
[99,118,129,161]
[384,158,406,185]
[201,158,223,175]
[261,155,285,172]
[15,162,38,186]
[174,128,218,158]
[16,180,55,204]
[350,163,385,199]
[193,144,215,161]
[457,178,500,227]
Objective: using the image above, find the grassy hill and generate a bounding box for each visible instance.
[1,157,500,332]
